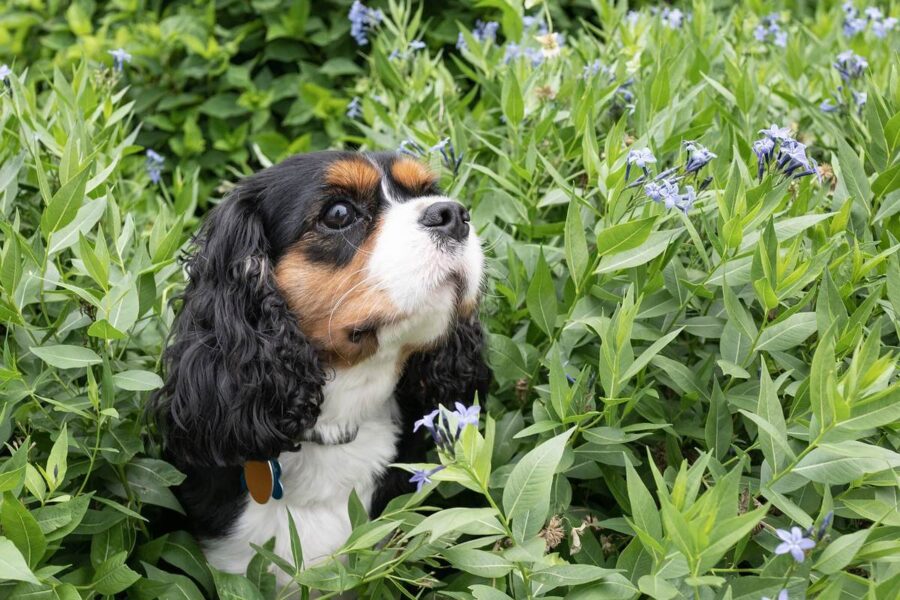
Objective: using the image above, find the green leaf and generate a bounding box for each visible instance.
[755,362,790,471]
[501,71,524,125]
[442,548,514,578]
[565,200,589,288]
[596,216,656,257]
[596,229,681,273]
[92,551,140,594]
[0,536,40,584]
[835,137,872,215]
[1,493,46,569]
[625,461,661,538]
[407,507,504,542]
[112,370,164,391]
[813,528,870,574]
[531,564,615,592]
[705,381,733,460]
[40,165,92,239]
[211,569,265,600]
[502,428,574,540]
[809,327,838,436]
[793,442,900,484]
[160,531,214,596]
[46,424,68,491]
[526,250,557,336]
[755,313,817,352]
[31,345,102,369]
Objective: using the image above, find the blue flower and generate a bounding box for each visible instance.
[852,90,867,108]
[753,137,776,179]
[773,29,787,47]
[817,511,834,540]
[108,48,132,71]
[753,25,768,42]
[626,147,656,179]
[864,7,883,21]
[474,20,499,43]
[145,149,164,184]
[454,402,481,428]
[675,185,697,213]
[683,141,716,174]
[409,40,426,51]
[774,526,816,562]
[522,14,548,35]
[820,99,839,113]
[842,1,858,19]
[872,17,897,38]
[503,42,520,64]
[834,50,868,80]
[843,17,867,36]
[346,96,362,119]
[626,11,640,26]
[0,64,11,81]
[409,465,445,492]
[759,124,792,142]
[413,409,439,435]
[348,1,384,46]
[762,591,789,600]
[661,8,685,29]
[645,179,678,203]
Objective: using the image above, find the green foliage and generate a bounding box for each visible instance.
[2,0,900,598]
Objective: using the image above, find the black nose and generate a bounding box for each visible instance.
[418,201,470,242]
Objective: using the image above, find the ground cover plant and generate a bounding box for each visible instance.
[1,0,899,598]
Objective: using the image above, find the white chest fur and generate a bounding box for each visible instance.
[203,349,403,579]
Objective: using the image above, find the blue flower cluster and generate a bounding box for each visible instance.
[398,137,463,176]
[409,402,481,491]
[651,6,688,29]
[0,64,11,82]
[626,141,716,214]
[457,20,499,51]
[582,60,635,112]
[348,1,384,46]
[145,149,165,184]
[501,16,562,67]
[821,50,869,114]
[752,125,819,181]
[842,3,897,37]
[754,13,788,48]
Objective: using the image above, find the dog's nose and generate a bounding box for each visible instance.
[419,201,470,242]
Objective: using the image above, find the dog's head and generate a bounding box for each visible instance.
[152,151,486,466]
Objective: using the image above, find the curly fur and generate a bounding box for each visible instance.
[151,188,326,467]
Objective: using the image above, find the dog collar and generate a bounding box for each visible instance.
[241,428,359,504]
[242,459,283,504]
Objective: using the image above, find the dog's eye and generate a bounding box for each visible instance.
[321,201,358,230]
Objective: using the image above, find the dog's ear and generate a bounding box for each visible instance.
[397,312,491,412]
[151,187,325,467]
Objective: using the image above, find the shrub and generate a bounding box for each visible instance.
[1,1,899,599]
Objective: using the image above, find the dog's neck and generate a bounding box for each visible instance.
[306,345,405,445]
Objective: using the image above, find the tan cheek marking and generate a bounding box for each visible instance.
[325,159,381,195]
[275,220,401,368]
[391,157,436,194]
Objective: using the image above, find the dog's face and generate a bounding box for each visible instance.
[155,150,490,466]
[249,151,483,367]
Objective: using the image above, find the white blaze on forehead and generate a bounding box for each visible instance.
[366,195,483,316]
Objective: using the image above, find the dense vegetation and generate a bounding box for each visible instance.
[1,1,899,598]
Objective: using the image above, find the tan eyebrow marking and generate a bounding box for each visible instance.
[391,157,437,194]
[325,159,381,194]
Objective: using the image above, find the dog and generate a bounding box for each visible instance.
[150,151,490,579]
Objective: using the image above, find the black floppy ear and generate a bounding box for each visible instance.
[396,312,491,416]
[151,189,325,467]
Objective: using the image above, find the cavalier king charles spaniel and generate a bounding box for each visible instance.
[151,151,490,579]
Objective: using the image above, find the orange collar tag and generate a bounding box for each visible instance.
[243,459,283,504]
